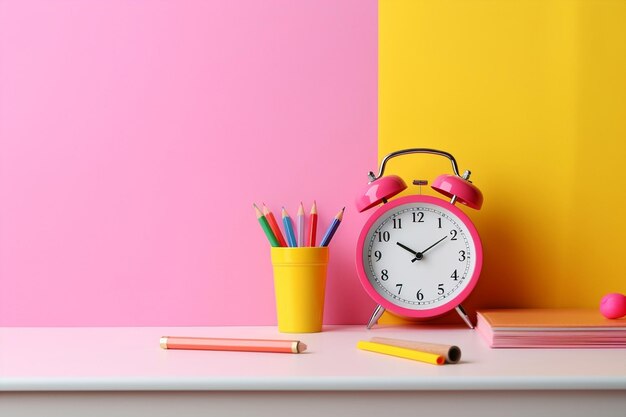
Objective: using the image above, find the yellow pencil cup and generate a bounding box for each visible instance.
[270,247,329,333]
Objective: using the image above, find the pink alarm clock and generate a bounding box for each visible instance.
[355,148,484,329]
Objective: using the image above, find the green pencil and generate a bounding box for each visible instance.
[254,204,280,247]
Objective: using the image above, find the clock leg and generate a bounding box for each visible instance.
[366,304,386,329]
[455,304,474,329]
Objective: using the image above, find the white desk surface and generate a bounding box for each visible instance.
[1,325,625,392]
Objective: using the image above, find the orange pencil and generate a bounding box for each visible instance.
[160,336,307,354]
[262,204,287,247]
[308,201,318,247]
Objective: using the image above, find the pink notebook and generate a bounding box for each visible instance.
[476,309,626,348]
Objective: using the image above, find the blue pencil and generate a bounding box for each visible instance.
[282,207,298,247]
[320,207,345,247]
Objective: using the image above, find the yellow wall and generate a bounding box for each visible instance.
[378,0,626,321]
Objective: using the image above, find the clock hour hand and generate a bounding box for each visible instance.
[396,242,419,258]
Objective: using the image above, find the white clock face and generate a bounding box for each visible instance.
[362,202,477,310]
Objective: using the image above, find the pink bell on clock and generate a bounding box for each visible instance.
[432,173,483,210]
[355,175,407,212]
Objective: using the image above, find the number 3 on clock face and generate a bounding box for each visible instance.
[356,195,483,319]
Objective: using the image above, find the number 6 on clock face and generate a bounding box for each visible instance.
[356,195,483,319]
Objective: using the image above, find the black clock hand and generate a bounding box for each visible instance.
[411,235,448,262]
[420,235,448,255]
[396,242,419,257]
[397,241,430,263]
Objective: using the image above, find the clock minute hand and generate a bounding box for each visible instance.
[408,235,449,263]
[397,237,448,263]
[418,235,448,256]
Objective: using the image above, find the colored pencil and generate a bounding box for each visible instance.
[262,204,287,247]
[357,341,445,365]
[369,337,461,364]
[254,204,280,247]
[319,207,345,247]
[308,201,318,247]
[282,207,298,247]
[297,202,305,247]
[160,336,307,354]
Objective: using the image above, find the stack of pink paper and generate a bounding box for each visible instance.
[476,309,626,348]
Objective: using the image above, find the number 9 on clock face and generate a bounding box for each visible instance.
[355,195,483,319]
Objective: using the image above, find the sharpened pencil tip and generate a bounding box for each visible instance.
[253,204,264,219]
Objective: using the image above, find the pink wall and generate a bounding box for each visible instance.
[0,1,378,326]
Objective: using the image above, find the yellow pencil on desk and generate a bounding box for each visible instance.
[357,340,445,365]
[370,337,461,364]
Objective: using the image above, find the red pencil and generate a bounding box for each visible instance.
[262,204,287,247]
[308,201,318,247]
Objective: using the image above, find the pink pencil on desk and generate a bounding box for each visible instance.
[160,336,307,354]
